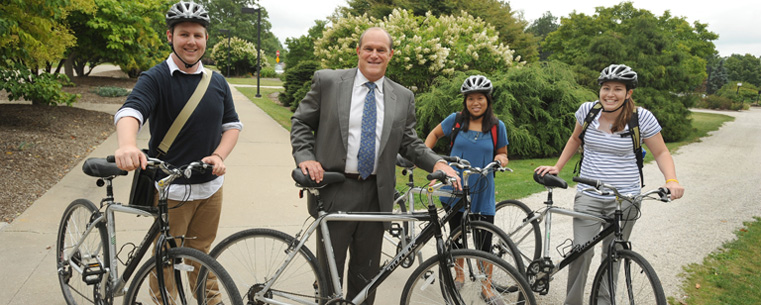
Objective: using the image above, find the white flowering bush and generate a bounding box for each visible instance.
[210,37,269,76]
[314,9,521,92]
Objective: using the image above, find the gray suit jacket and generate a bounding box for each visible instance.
[291,68,440,214]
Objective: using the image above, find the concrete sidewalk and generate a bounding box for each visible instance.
[0,86,415,304]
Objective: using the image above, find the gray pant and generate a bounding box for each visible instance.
[565,192,639,305]
[315,178,383,305]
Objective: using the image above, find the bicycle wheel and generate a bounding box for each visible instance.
[400,249,536,305]
[56,199,111,305]
[209,228,327,305]
[494,200,541,269]
[589,249,666,305]
[450,220,526,274]
[124,247,242,305]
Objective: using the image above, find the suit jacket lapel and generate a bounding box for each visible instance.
[338,68,356,150]
[378,78,396,155]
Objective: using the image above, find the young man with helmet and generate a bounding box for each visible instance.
[535,64,684,304]
[424,74,509,304]
[113,1,241,297]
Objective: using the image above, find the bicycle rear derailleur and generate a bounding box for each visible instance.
[526,258,554,295]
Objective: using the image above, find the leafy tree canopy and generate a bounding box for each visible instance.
[64,0,167,77]
[526,11,559,61]
[0,0,92,105]
[315,9,521,93]
[724,53,761,88]
[200,0,282,57]
[339,0,539,62]
[542,1,718,141]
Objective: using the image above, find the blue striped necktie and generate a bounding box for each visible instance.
[357,82,377,179]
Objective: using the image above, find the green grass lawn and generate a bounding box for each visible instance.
[226,77,283,87]
[670,217,761,305]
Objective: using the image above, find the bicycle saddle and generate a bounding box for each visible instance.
[395,153,415,168]
[533,172,568,189]
[291,168,346,188]
[82,158,128,178]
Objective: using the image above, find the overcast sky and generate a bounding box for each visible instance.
[258,0,760,58]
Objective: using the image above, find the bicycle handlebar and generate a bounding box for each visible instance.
[573,176,671,203]
[106,155,211,180]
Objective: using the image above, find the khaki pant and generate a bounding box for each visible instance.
[149,187,223,304]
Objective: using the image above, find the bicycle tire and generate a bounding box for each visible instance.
[450,220,526,274]
[589,249,666,305]
[56,199,112,305]
[208,228,327,305]
[123,247,242,305]
[400,249,536,305]
[494,199,541,270]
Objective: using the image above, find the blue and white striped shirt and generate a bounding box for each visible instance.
[575,101,661,198]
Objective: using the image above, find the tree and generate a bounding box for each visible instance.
[724,54,761,88]
[339,0,538,62]
[526,11,559,61]
[0,0,92,105]
[283,20,327,68]
[315,9,520,93]
[200,0,282,57]
[63,0,167,78]
[705,58,728,95]
[542,2,718,141]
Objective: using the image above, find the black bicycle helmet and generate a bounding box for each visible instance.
[166,1,210,28]
[598,64,638,89]
[461,75,493,95]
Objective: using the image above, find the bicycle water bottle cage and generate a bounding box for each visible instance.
[532,172,568,189]
[291,168,345,188]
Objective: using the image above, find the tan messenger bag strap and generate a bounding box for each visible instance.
[157,68,212,157]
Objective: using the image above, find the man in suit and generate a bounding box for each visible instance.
[290,27,459,304]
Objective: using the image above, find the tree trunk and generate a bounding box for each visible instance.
[64,52,75,79]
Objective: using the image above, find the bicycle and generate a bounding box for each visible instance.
[494,173,671,304]
[208,166,535,305]
[387,155,525,273]
[56,155,243,305]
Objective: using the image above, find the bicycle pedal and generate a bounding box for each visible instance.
[388,223,403,238]
[82,262,105,285]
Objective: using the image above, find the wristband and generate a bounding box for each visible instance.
[665,178,678,184]
[213,153,224,161]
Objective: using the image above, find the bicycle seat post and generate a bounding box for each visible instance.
[544,187,555,206]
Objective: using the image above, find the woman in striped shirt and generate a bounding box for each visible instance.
[535,64,684,305]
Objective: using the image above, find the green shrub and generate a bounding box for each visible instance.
[697,94,745,111]
[0,63,78,106]
[209,37,269,77]
[281,60,319,108]
[416,61,596,159]
[92,86,130,97]
[259,66,277,78]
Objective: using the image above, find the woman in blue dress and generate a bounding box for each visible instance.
[425,75,509,303]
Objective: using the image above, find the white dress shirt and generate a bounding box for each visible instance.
[345,71,385,174]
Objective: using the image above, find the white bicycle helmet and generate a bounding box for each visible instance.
[461,75,493,95]
[598,64,638,89]
[166,1,210,28]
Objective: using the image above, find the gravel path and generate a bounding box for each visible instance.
[513,108,761,304]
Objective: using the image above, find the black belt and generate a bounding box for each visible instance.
[344,172,376,181]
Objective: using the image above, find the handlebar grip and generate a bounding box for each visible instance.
[106,155,115,163]
[426,170,449,183]
[573,176,602,189]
